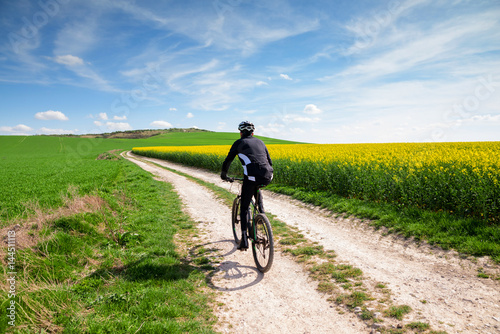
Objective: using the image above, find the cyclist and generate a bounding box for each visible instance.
[221,121,273,250]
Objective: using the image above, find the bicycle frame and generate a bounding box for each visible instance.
[227,176,274,273]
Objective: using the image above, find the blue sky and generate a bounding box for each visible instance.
[1,0,499,143]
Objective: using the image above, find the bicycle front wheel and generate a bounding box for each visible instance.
[252,213,274,273]
[231,197,241,244]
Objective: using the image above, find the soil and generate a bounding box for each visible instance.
[124,152,500,334]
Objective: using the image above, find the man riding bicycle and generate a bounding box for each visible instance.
[221,121,273,250]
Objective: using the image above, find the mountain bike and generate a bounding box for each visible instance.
[227,177,274,273]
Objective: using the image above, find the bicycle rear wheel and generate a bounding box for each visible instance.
[231,197,241,244]
[251,213,274,273]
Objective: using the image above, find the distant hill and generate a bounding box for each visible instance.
[73,128,303,146]
[61,127,211,139]
[133,130,304,146]
[49,128,303,145]
[0,129,304,157]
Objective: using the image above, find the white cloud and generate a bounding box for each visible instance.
[185,66,258,111]
[170,108,177,111]
[94,121,103,127]
[339,10,500,83]
[294,116,320,123]
[39,127,75,134]
[243,109,257,114]
[169,59,219,84]
[289,127,306,134]
[98,113,108,120]
[0,124,33,133]
[150,120,173,128]
[113,115,127,120]
[52,23,116,92]
[14,124,33,132]
[256,81,269,86]
[111,1,319,55]
[54,17,97,57]
[460,114,500,123]
[54,55,84,66]
[35,110,69,121]
[303,104,322,115]
[186,112,194,118]
[280,74,293,80]
[106,122,132,131]
[73,67,115,92]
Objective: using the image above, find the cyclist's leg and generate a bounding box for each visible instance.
[240,179,255,233]
[238,180,257,249]
[255,186,265,213]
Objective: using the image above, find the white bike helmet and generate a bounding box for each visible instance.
[238,121,255,133]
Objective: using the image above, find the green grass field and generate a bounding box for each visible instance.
[1,162,217,332]
[0,131,297,222]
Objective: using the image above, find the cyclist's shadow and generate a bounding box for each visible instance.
[190,240,264,291]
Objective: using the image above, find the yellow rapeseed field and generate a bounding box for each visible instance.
[133,142,500,222]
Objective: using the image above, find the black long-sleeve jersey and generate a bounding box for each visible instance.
[222,135,273,182]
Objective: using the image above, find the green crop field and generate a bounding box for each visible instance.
[0,129,300,332]
[0,131,297,222]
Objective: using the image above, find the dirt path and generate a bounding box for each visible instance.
[124,152,500,334]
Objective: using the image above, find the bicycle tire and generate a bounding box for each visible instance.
[231,197,241,244]
[251,213,274,273]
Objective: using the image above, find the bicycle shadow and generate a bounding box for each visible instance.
[189,239,264,291]
[208,260,264,291]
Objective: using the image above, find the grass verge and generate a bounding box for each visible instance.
[267,185,500,264]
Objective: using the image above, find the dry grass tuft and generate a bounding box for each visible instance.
[96,149,122,160]
[0,185,107,264]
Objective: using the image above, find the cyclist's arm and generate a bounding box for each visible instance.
[221,140,240,178]
[266,147,272,166]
